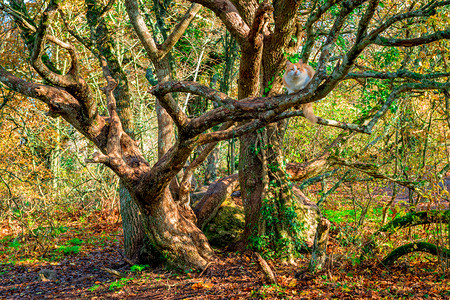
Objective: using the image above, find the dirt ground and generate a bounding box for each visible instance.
[1,220,449,299]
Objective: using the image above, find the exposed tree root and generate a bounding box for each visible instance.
[381,242,450,266]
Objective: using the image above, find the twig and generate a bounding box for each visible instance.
[198,262,211,277]
[100,267,126,278]
[117,250,136,266]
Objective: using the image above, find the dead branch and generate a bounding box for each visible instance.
[253,252,277,285]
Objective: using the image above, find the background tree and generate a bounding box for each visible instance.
[1,0,450,272]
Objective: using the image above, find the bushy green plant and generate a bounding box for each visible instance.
[109,278,133,291]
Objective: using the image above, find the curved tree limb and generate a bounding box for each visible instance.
[0,66,107,150]
[31,0,73,87]
[190,0,250,45]
[381,242,450,266]
[374,29,450,47]
[376,210,450,235]
[7,0,81,88]
[362,210,450,261]
[158,3,202,58]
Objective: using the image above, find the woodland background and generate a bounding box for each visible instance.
[1,0,450,298]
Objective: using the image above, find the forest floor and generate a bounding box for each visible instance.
[1,182,450,299]
[1,214,449,299]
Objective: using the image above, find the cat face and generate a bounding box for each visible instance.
[285,61,307,79]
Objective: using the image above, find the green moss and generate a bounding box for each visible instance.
[204,199,244,248]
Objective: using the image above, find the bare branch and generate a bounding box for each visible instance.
[374,29,450,47]
[366,1,450,42]
[159,4,202,57]
[355,0,379,43]
[99,0,116,20]
[100,57,125,159]
[364,81,450,132]
[314,1,450,101]
[302,0,344,62]
[58,9,97,56]
[346,70,450,81]
[333,157,427,197]
[124,0,159,59]
[316,0,367,74]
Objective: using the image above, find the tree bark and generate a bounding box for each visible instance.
[119,183,145,263]
[140,188,215,270]
[194,173,239,230]
[309,218,331,272]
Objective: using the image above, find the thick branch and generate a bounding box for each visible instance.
[100,57,123,159]
[0,66,107,150]
[191,0,249,45]
[247,0,273,48]
[355,0,379,43]
[150,80,370,141]
[124,0,160,60]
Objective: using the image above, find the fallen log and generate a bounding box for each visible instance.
[193,173,239,230]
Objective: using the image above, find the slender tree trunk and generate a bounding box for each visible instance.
[119,183,145,262]
[309,218,331,272]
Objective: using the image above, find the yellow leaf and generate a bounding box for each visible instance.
[192,281,214,290]
[288,278,298,287]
